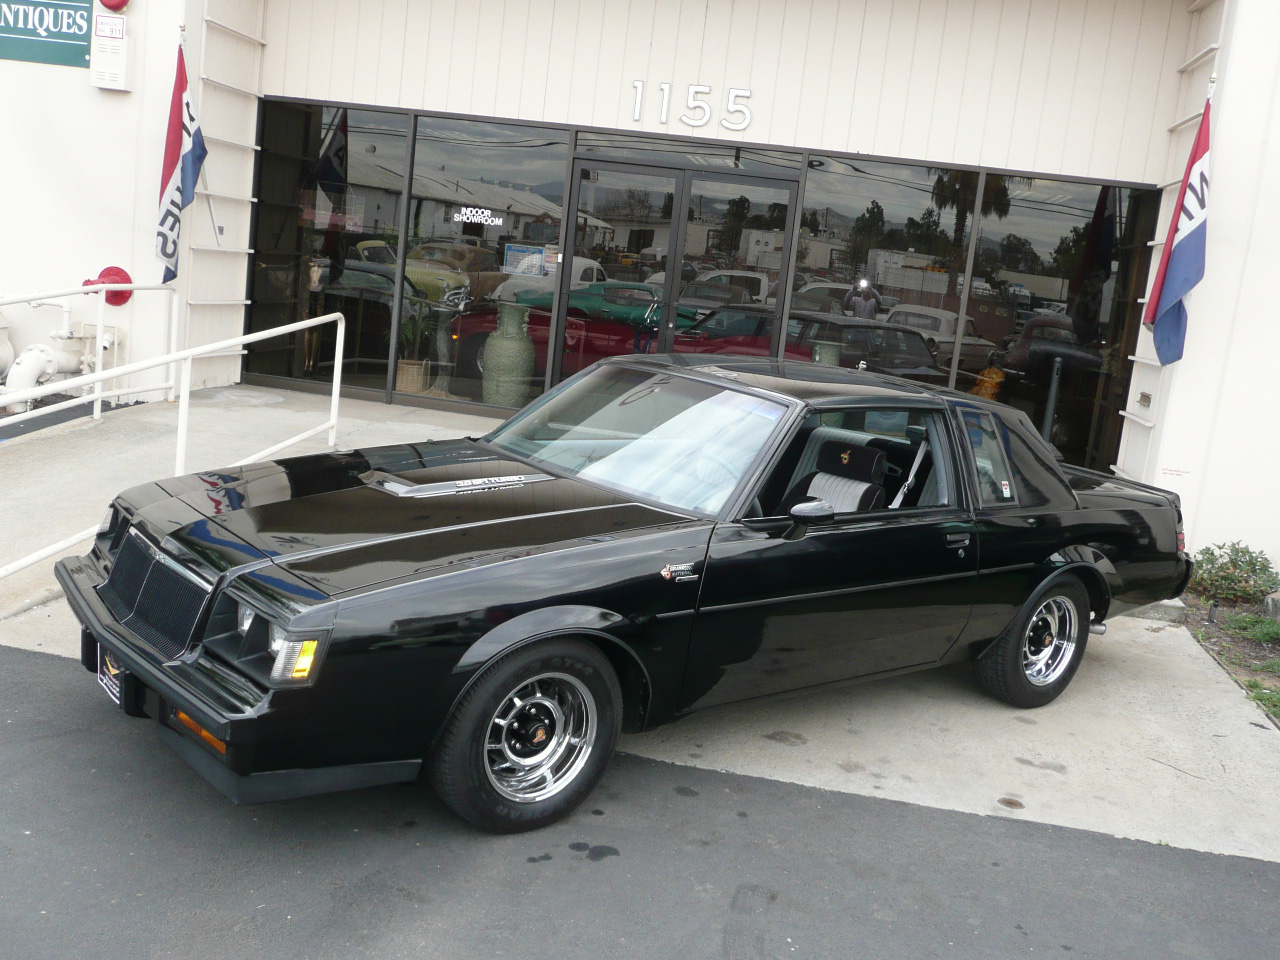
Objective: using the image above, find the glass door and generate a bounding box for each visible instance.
[666,175,797,360]
[552,161,685,381]
[552,162,799,382]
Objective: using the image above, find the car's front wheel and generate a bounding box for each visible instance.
[429,639,621,833]
[974,576,1090,708]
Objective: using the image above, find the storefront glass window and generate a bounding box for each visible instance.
[401,118,569,405]
[969,178,1158,468]
[246,102,409,388]
[798,157,981,388]
[576,131,800,176]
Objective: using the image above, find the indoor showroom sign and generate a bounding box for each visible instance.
[0,0,91,67]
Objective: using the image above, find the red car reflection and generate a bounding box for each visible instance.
[447,304,959,388]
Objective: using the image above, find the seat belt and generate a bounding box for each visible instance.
[890,441,929,509]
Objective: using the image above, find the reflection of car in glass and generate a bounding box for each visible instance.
[645,260,699,287]
[674,306,962,385]
[491,257,606,302]
[996,315,1104,380]
[448,284,699,391]
[355,240,470,307]
[884,305,997,372]
[516,281,697,328]
[696,270,771,303]
[798,282,899,318]
[678,280,752,319]
[410,241,506,302]
[310,262,437,372]
[59,356,1192,832]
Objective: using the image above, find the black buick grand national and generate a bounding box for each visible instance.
[57,356,1192,832]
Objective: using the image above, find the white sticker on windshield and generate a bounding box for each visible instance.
[1001,480,1011,498]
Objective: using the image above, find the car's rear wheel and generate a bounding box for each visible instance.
[429,639,621,833]
[974,576,1090,708]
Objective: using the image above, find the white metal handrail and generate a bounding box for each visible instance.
[0,311,346,582]
[0,283,180,419]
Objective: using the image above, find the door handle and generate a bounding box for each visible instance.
[945,533,971,548]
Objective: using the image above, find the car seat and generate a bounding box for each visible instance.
[779,439,887,514]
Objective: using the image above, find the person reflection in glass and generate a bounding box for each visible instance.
[844,281,883,319]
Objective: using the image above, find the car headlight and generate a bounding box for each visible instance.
[267,624,324,683]
[207,595,328,687]
[237,602,255,636]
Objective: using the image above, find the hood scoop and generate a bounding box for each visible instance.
[360,470,554,499]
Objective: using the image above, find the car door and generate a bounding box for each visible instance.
[680,405,978,710]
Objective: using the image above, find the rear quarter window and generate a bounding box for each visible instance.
[961,410,1017,506]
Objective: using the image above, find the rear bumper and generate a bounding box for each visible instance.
[1171,555,1195,599]
[55,554,419,803]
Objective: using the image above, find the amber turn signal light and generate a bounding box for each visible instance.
[175,710,227,755]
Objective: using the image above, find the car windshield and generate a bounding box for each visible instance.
[487,366,789,515]
[681,282,743,303]
[603,286,656,304]
[361,245,395,265]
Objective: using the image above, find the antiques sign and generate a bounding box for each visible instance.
[0,1,92,68]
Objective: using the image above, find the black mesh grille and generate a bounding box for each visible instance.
[100,533,149,621]
[96,533,209,660]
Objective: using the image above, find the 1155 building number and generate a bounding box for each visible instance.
[631,81,753,131]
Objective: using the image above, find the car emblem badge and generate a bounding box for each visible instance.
[840,449,851,465]
[660,562,699,583]
[532,727,547,745]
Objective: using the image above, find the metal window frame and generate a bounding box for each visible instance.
[247,94,1161,411]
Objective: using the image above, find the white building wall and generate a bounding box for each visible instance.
[261,0,1192,186]
[0,0,186,400]
[1124,0,1280,561]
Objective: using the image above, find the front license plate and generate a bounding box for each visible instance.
[97,647,125,705]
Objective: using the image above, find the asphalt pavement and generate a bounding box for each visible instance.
[3,644,1279,960]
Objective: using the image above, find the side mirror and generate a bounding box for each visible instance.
[783,499,836,541]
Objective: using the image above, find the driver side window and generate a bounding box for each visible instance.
[747,408,953,519]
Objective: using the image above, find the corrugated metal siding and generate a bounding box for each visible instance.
[261,0,1191,184]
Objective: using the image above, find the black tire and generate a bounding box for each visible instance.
[974,576,1090,708]
[428,638,622,833]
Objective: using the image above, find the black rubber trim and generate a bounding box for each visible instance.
[1171,557,1194,599]
[157,726,420,804]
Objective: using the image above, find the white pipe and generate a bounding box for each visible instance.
[2,343,84,413]
[0,324,13,378]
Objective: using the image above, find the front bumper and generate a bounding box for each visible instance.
[55,554,419,803]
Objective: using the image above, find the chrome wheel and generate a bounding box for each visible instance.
[1022,596,1078,686]
[484,672,597,803]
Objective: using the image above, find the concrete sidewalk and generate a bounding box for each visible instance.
[0,385,500,619]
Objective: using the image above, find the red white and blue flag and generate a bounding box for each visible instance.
[155,44,208,284]
[1144,99,1211,365]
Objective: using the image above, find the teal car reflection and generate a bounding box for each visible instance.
[516,281,700,329]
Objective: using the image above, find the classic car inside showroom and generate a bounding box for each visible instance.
[2,1,1280,958]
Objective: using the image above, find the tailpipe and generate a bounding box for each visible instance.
[1088,621,1107,636]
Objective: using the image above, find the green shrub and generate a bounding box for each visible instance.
[1227,614,1280,644]
[1191,541,1280,604]
[1244,679,1280,720]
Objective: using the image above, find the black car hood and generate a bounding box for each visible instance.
[152,440,691,597]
